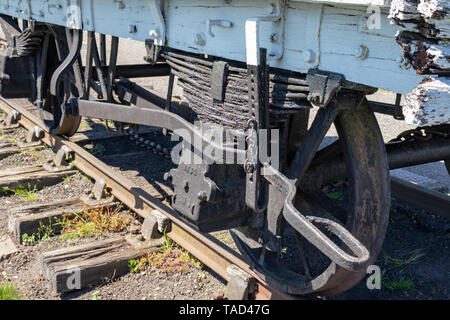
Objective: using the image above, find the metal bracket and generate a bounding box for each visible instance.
[127,210,171,249]
[81,177,117,206]
[43,145,74,172]
[210,61,229,102]
[27,125,44,143]
[393,93,405,120]
[141,209,171,239]
[224,265,255,300]
[245,48,269,214]
[144,39,161,65]
[16,126,44,148]
[306,69,344,107]
[148,0,166,47]
[245,0,286,63]
[1,110,20,127]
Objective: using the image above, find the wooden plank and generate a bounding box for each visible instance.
[41,237,157,293]
[0,165,77,190]
[8,198,85,243]
[0,145,44,160]
[0,0,425,94]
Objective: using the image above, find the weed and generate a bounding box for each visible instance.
[128,239,203,274]
[0,283,22,300]
[21,233,36,245]
[128,258,147,273]
[91,290,101,300]
[37,221,55,241]
[61,205,134,239]
[2,184,38,201]
[383,251,426,268]
[20,220,56,245]
[161,225,173,253]
[63,175,72,182]
[327,192,344,201]
[382,277,414,291]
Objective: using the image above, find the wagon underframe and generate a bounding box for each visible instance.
[0,0,448,297]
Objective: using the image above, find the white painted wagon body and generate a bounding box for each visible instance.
[0,0,448,125]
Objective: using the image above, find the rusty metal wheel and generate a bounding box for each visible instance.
[231,99,390,296]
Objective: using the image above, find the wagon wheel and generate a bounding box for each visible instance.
[38,27,82,136]
[231,99,390,296]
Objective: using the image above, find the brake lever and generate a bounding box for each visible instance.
[262,163,370,271]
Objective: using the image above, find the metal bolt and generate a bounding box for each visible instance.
[310,94,321,106]
[198,191,207,201]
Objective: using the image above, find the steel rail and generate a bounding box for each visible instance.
[0,96,297,300]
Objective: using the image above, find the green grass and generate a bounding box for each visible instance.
[128,227,203,274]
[0,283,22,300]
[60,205,132,239]
[2,184,38,201]
[382,277,415,291]
[326,191,344,201]
[383,251,426,268]
[21,220,57,245]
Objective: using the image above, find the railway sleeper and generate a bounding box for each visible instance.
[7,197,118,244]
[40,209,172,294]
[0,165,76,191]
[41,237,160,294]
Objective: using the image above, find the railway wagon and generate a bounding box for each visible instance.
[0,0,448,296]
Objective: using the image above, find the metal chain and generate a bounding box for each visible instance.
[124,128,171,159]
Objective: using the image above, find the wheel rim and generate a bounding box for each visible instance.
[231,100,390,296]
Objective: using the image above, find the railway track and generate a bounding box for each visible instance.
[0,95,448,300]
[0,96,299,300]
